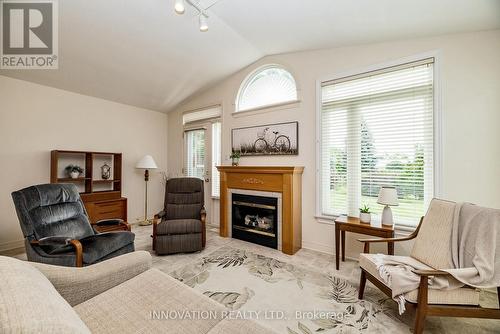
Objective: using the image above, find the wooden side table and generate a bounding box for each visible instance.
[334,216,394,270]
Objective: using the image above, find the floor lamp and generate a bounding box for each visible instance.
[136,155,158,226]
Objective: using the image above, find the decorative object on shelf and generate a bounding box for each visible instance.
[136,155,158,226]
[232,121,298,156]
[377,186,399,226]
[100,163,111,180]
[173,0,222,32]
[65,165,84,179]
[230,150,241,166]
[359,204,371,224]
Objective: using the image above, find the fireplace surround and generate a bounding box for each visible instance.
[216,166,303,255]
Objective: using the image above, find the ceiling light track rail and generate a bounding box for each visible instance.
[174,0,221,32]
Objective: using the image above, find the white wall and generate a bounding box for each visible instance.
[0,76,168,251]
[168,30,500,258]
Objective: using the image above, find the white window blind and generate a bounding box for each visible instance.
[237,65,297,112]
[185,129,205,179]
[320,58,434,227]
[183,105,222,125]
[211,121,222,197]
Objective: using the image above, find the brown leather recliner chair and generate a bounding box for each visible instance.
[152,178,206,255]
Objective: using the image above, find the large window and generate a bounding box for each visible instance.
[236,65,298,112]
[185,129,205,179]
[319,58,435,227]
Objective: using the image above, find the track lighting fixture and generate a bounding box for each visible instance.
[199,14,208,32]
[174,0,185,14]
[174,0,221,32]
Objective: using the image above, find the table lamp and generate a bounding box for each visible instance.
[136,155,158,226]
[377,186,399,226]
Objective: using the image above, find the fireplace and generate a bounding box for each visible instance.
[216,166,303,255]
[231,193,278,249]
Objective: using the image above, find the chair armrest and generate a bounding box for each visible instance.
[33,236,72,246]
[413,269,451,277]
[93,219,131,233]
[31,237,83,267]
[95,219,124,226]
[358,216,424,253]
[154,210,166,220]
[30,251,153,306]
[357,235,416,244]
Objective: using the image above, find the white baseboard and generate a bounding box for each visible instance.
[301,240,359,262]
[0,239,24,253]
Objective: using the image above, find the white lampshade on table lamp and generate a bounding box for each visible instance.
[377,186,399,226]
[136,155,158,226]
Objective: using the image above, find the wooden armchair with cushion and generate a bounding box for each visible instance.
[357,198,500,334]
[152,177,206,255]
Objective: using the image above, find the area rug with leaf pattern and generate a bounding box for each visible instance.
[169,245,409,334]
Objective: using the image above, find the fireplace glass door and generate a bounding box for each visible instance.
[232,193,278,249]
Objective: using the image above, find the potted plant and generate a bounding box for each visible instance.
[359,204,371,224]
[65,165,84,179]
[230,150,241,166]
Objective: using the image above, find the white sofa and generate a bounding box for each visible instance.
[0,251,275,334]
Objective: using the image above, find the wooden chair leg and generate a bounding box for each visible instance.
[414,275,428,334]
[358,269,367,299]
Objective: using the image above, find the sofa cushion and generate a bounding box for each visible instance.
[80,232,135,264]
[75,269,225,333]
[359,253,480,305]
[0,256,90,334]
[157,219,202,235]
[410,198,456,270]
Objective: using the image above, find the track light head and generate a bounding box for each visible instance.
[199,14,208,32]
[174,0,185,14]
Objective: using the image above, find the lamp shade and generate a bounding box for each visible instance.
[377,186,399,206]
[135,155,158,169]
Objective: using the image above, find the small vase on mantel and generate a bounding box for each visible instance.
[230,151,241,166]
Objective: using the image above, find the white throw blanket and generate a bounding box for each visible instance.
[373,202,500,314]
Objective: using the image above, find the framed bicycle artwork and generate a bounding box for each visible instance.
[231,121,299,156]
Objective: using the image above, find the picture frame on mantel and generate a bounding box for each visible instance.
[231,121,299,156]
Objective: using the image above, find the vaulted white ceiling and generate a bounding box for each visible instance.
[1,0,499,112]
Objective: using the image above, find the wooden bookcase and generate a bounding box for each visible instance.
[50,150,128,225]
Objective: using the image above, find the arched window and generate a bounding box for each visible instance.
[236,65,298,112]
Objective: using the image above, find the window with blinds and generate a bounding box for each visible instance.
[319,58,434,227]
[236,65,298,112]
[211,122,222,197]
[185,129,205,179]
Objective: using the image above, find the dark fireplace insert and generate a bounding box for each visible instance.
[231,193,278,249]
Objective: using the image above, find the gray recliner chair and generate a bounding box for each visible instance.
[152,177,206,255]
[12,183,135,267]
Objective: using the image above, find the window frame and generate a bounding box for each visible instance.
[211,121,222,199]
[234,64,300,114]
[315,52,442,231]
